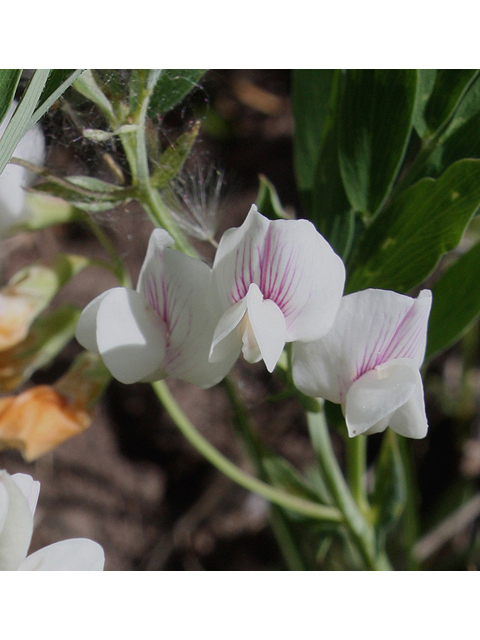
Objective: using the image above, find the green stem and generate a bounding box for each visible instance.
[307,408,392,570]
[223,375,309,570]
[140,186,197,257]
[398,436,421,570]
[119,70,195,256]
[151,380,343,525]
[346,434,369,513]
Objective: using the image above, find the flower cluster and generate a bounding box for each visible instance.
[0,469,104,570]
[76,205,432,439]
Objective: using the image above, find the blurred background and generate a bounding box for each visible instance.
[1,70,478,570]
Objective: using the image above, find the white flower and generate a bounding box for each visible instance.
[292,289,432,438]
[0,469,104,570]
[209,205,346,372]
[0,101,45,236]
[76,229,237,388]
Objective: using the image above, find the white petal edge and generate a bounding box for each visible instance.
[345,359,421,437]
[209,297,247,364]
[11,473,40,516]
[0,471,33,570]
[18,538,105,571]
[75,290,111,353]
[96,288,167,384]
[246,283,286,372]
[388,376,428,439]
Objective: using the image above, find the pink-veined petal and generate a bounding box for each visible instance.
[344,359,420,437]
[0,470,33,570]
[246,283,286,372]
[11,473,40,517]
[293,289,432,403]
[138,229,236,388]
[212,205,345,343]
[96,287,167,385]
[18,538,105,571]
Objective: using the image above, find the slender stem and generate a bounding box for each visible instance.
[151,380,343,524]
[223,375,309,570]
[118,71,195,256]
[140,187,197,257]
[346,434,369,513]
[307,408,392,570]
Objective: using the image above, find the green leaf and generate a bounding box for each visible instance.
[0,70,49,175]
[412,70,437,138]
[338,69,418,216]
[148,69,207,117]
[423,70,479,137]
[255,174,290,220]
[346,159,480,293]
[292,70,337,204]
[34,174,129,213]
[262,453,330,509]
[0,70,21,124]
[426,240,480,360]
[370,431,407,536]
[312,119,356,259]
[152,121,201,189]
[73,70,116,123]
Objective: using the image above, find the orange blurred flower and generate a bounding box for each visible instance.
[0,352,110,461]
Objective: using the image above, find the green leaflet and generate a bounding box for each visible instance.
[0,70,21,124]
[423,69,479,137]
[148,69,207,117]
[426,239,480,360]
[292,69,337,207]
[346,159,480,294]
[338,69,418,217]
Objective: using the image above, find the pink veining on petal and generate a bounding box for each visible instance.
[141,250,193,370]
[353,295,429,382]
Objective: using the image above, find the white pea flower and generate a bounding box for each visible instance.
[0,469,104,570]
[76,229,237,388]
[209,205,346,372]
[0,101,45,236]
[292,289,432,439]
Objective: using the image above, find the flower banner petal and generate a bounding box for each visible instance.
[139,229,237,388]
[212,205,345,343]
